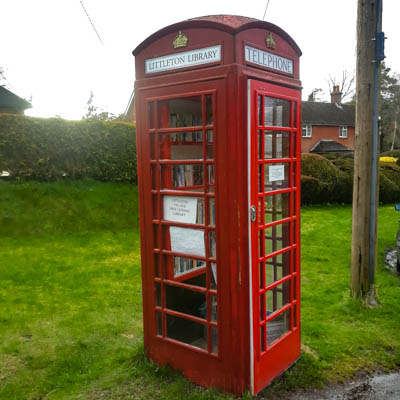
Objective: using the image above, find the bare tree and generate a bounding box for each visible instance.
[327,70,355,103]
[0,67,7,87]
[307,88,325,102]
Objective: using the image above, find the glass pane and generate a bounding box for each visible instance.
[211,295,217,322]
[153,225,159,249]
[150,134,157,160]
[292,102,297,128]
[183,271,206,288]
[156,311,162,335]
[266,252,290,286]
[258,130,263,159]
[292,248,297,274]
[206,131,214,160]
[166,314,207,350]
[159,133,203,160]
[173,256,206,278]
[259,229,264,258]
[260,326,266,352]
[155,282,161,306]
[211,327,218,354]
[264,131,291,159]
[267,309,290,346]
[264,97,290,127]
[293,275,297,300]
[265,193,291,224]
[259,261,265,289]
[292,132,297,159]
[154,254,160,277]
[260,293,265,321]
[206,94,213,125]
[264,163,290,192]
[258,164,263,193]
[209,198,215,226]
[210,263,217,289]
[266,281,290,315]
[258,95,262,125]
[166,285,206,319]
[207,165,215,193]
[265,222,291,254]
[209,231,216,258]
[159,96,202,128]
[160,164,204,190]
[207,165,214,185]
[148,101,155,129]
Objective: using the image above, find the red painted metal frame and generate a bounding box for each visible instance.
[134,15,302,397]
[249,80,301,394]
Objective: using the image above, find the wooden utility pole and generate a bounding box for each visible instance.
[351,0,383,305]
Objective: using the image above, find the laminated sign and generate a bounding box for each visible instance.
[269,165,285,182]
[169,226,205,257]
[163,196,198,224]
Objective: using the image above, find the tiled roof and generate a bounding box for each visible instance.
[187,15,259,28]
[302,101,355,126]
[310,139,353,153]
[0,86,31,110]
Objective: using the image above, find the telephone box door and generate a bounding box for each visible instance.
[248,79,301,394]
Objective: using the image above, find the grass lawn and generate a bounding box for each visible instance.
[1,180,400,399]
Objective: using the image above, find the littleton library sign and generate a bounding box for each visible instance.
[145,45,221,74]
[145,44,293,75]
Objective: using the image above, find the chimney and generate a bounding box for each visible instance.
[330,85,342,104]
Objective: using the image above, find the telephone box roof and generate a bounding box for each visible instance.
[133,14,302,57]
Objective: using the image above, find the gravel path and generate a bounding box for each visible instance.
[284,372,400,400]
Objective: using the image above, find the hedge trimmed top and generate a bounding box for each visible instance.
[0,114,136,182]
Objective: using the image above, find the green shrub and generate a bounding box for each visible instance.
[380,149,400,158]
[301,175,330,204]
[301,153,400,205]
[379,173,399,203]
[301,154,341,185]
[324,152,354,161]
[0,114,137,182]
[380,163,400,188]
[331,157,354,174]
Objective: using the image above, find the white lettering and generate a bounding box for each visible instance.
[244,45,293,74]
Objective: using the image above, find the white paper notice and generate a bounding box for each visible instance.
[170,226,205,257]
[163,196,198,224]
[269,165,285,182]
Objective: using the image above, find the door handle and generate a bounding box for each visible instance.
[250,205,257,222]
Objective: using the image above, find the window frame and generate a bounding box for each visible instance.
[339,125,348,138]
[301,124,312,138]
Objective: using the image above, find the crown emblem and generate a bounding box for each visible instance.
[266,33,276,50]
[173,31,188,49]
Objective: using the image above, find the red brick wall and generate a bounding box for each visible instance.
[301,125,355,153]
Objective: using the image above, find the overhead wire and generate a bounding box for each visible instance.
[263,0,271,20]
[79,0,104,46]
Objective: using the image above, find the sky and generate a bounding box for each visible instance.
[1,0,399,120]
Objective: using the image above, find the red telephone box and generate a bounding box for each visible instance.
[133,15,302,396]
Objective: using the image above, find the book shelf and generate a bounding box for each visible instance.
[148,92,218,357]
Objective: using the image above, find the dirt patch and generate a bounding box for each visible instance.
[0,354,24,382]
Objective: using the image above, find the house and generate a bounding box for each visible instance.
[301,86,355,153]
[0,86,31,115]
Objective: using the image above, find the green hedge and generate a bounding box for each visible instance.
[301,153,400,205]
[0,114,137,182]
